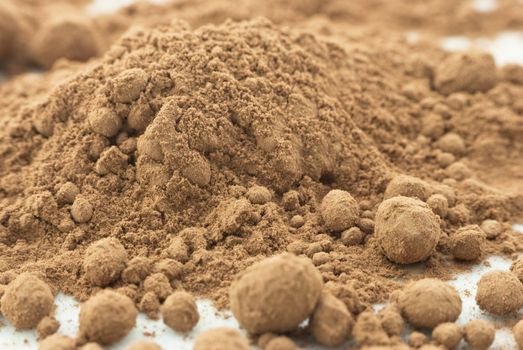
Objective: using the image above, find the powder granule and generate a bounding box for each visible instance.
[398,279,461,329]
[463,319,495,350]
[513,319,523,350]
[246,185,272,205]
[408,331,428,348]
[375,196,440,264]
[139,291,160,319]
[122,256,152,285]
[37,316,60,339]
[109,68,149,104]
[309,291,353,346]
[353,310,390,347]
[83,237,128,287]
[38,334,76,350]
[0,273,54,330]
[70,197,94,223]
[480,219,502,239]
[383,175,430,201]
[378,305,404,337]
[448,225,485,261]
[78,290,138,345]
[435,133,466,156]
[193,328,250,350]
[320,189,359,232]
[229,253,323,334]
[432,322,462,349]
[160,291,199,333]
[475,270,523,315]
[125,341,162,350]
[143,273,173,301]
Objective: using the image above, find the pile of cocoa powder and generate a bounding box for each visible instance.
[0,0,523,349]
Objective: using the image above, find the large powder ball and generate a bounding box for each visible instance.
[320,189,359,232]
[160,291,199,332]
[475,270,523,315]
[434,51,497,95]
[39,334,76,350]
[1,273,54,329]
[79,290,138,344]
[513,319,523,350]
[83,237,128,287]
[309,291,354,346]
[448,225,485,261]
[31,17,100,68]
[230,253,323,334]
[432,322,462,349]
[384,174,430,201]
[399,279,462,329]
[464,319,495,350]
[193,328,250,350]
[375,196,440,264]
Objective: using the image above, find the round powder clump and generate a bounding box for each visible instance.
[432,322,462,349]
[83,237,128,287]
[435,133,466,156]
[70,197,93,223]
[193,328,250,350]
[266,336,299,350]
[79,290,138,344]
[88,107,122,138]
[513,319,523,350]
[426,193,448,218]
[109,68,149,104]
[160,291,199,333]
[464,319,495,350]
[448,225,485,261]
[143,273,173,301]
[320,189,359,232]
[39,334,75,350]
[480,219,502,239]
[37,316,60,339]
[399,279,461,328]
[230,253,323,334]
[475,270,523,315]
[309,291,354,346]
[56,182,79,205]
[125,341,162,350]
[1,273,54,329]
[246,185,272,204]
[375,196,440,264]
[383,174,430,201]
[377,305,404,337]
[31,17,99,68]
[79,343,103,350]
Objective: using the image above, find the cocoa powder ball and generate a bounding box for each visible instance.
[266,336,299,350]
[464,319,495,350]
[513,319,523,350]
[480,219,502,239]
[1,273,54,329]
[125,341,162,350]
[475,270,523,315]
[309,291,354,346]
[229,253,323,334]
[160,291,199,332]
[448,225,485,261]
[375,196,440,264]
[193,328,250,350]
[37,316,60,339]
[399,279,461,328]
[70,197,93,223]
[383,174,430,201]
[83,237,128,287]
[435,133,466,155]
[79,290,138,344]
[31,18,100,68]
[89,107,122,138]
[432,322,462,349]
[38,334,75,350]
[378,305,404,337]
[320,189,359,232]
[246,185,272,204]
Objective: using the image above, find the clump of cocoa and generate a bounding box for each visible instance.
[384,175,430,201]
[353,310,390,347]
[265,336,300,350]
[229,253,322,334]
[160,291,199,333]
[125,341,162,350]
[83,237,128,287]
[475,270,523,315]
[448,225,485,261]
[309,291,353,346]
[320,189,359,232]
[432,323,462,349]
[38,334,76,350]
[463,319,495,350]
[37,316,60,339]
[378,305,404,337]
[408,331,428,348]
[193,328,250,350]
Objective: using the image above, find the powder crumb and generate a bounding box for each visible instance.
[70,197,94,223]
[83,237,128,287]
[383,175,430,201]
[426,194,449,218]
[398,279,461,329]
[435,133,466,156]
[320,189,359,232]
[109,68,149,104]
[463,319,495,350]
[139,292,160,320]
[324,281,365,315]
[246,185,272,205]
[475,270,523,315]
[125,340,162,350]
[88,107,122,138]
[378,305,404,337]
[36,316,60,339]
[230,254,323,334]
[38,334,75,350]
[193,328,250,350]
[160,291,199,333]
[353,311,390,347]
[143,273,173,301]
[513,319,523,350]
[309,291,353,346]
[266,336,300,350]
[79,290,138,345]
[480,219,502,239]
[0,273,54,330]
[448,225,485,261]
[289,215,305,228]
[340,227,365,246]
[56,182,79,205]
[432,322,462,350]
[122,257,152,285]
[408,331,428,348]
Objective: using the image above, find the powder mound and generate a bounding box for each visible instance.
[448,225,485,261]
[83,237,128,287]
[79,289,138,345]
[464,319,495,350]
[0,273,54,330]
[160,291,199,333]
[383,175,430,201]
[125,341,162,350]
[434,51,497,95]
[398,279,461,329]
[475,270,523,315]
[432,322,462,349]
[309,291,354,346]
[229,253,323,334]
[193,328,250,350]
[375,196,440,264]
[513,319,523,350]
[320,189,359,232]
[38,334,76,350]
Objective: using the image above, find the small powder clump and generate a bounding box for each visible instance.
[265,336,300,350]
[480,219,502,239]
[432,322,462,349]
[230,253,323,334]
[83,237,128,287]
[398,279,461,328]
[448,225,485,261]
[513,319,523,350]
[383,175,430,201]
[435,133,466,156]
[56,182,79,205]
[475,270,523,315]
[375,196,440,264]
[353,310,390,347]
[408,331,428,348]
[88,107,122,138]
[37,316,60,339]
[309,291,354,346]
[193,328,250,350]
[109,68,149,104]
[38,334,76,350]
[79,290,138,345]
[160,291,199,333]
[125,341,162,350]
[378,305,404,337]
[70,197,93,223]
[1,273,54,329]
[320,189,359,232]
[426,194,449,218]
[246,185,272,204]
[143,273,173,301]
[463,319,495,350]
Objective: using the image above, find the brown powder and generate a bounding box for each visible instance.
[475,270,523,315]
